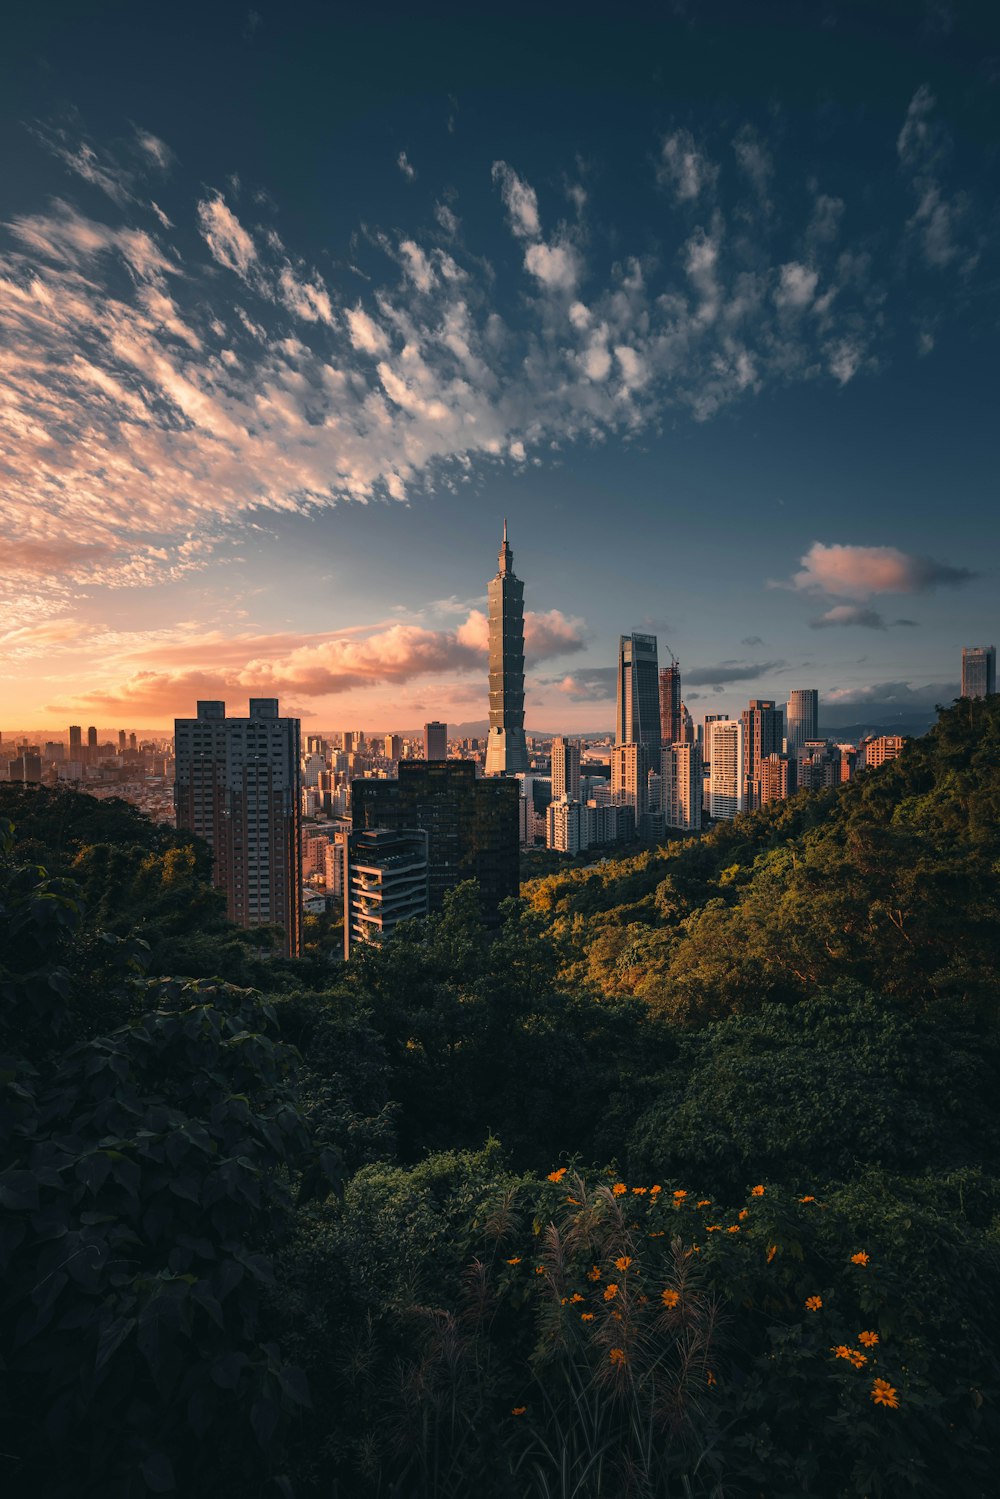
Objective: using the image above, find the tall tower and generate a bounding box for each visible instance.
[740,699,784,812]
[616,634,661,757]
[786,689,819,758]
[485,521,528,776]
[962,647,996,699]
[659,663,681,746]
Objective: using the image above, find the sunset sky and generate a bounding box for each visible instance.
[2,1,998,734]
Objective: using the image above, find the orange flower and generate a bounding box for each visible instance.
[614,1256,633,1272]
[581,1312,595,1322]
[612,1183,627,1196]
[632,1186,648,1196]
[872,1378,899,1409]
[706,1225,721,1233]
[673,1189,688,1201]
[506,1257,522,1265]
[831,1345,854,1361]
[847,1350,868,1369]
[727,1225,741,1234]
[650,1184,662,1195]
[535,1266,545,1275]
[603,1283,619,1301]
[570,1293,584,1304]
[859,1330,879,1348]
[566,1196,581,1205]
[512,1406,526,1416]
[805,1296,823,1311]
[850,1251,870,1267]
[706,1369,717,1387]
[609,1347,626,1366]
[587,1265,602,1282]
[661,1288,680,1308]
[751,1185,765,1198]
[766,1244,778,1264]
[547,1167,567,1183]
[696,1199,711,1208]
[738,1208,749,1221]
[611,1309,622,1320]
[799,1195,816,1203]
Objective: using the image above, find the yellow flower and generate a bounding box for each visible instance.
[751,1185,765,1197]
[727,1225,741,1234]
[614,1256,633,1272]
[587,1265,602,1282]
[650,1184,662,1195]
[612,1182,627,1196]
[872,1378,900,1409]
[799,1195,816,1203]
[673,1189,688,1201]
[547,1167,567,1183]
[859,1330,879,1348]
[570,1292,584,1304]
[850,1251,870,1266]
[581,1312,594,1321]
[603,1283,619,1301]
[661,1288,680,1308]
[511,1406,526,1416]
[609,1347,626,1366]
[506,1257,522,1265]
[766,1244,778,1264]
[805,1295,823,1311]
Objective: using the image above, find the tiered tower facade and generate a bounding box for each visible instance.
[485,521,528,776]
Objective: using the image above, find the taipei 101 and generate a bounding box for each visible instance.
[2,4,999,1496]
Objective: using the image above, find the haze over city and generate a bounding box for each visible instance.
[2,2,997,735]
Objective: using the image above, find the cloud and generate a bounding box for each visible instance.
[397,151,416,182]
[657,129,717,201]
[897,86,976,274]
[810,605,888,630]
[775,261,818,309]
[492,161,540,238]
[779,542,976,599]
[524,240,580,292]
[132,128,173,171]
[685,659,787,687]
[552,667,618,702]
[741,635,764,647]
[823,679,959,710]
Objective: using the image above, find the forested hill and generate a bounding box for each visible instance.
[524,693,1000,1021]
[2,696,1000,1499]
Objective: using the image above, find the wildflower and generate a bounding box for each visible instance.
[706,1370,717,1387]
[766,1245,778,1264]
[673,1189,688,1201]
[587,1265,602,1282]
[535,1266,545,1276]
[512,1406,526,1416]
[609,1347,626,1367]
[706,1225,721,1233]
[506,1257,522,1265]
[632,1186,648,1196]
[805,1296,823,1311]
[872,1379,900,1409]
[661,1288,680,1308]
[604,1283,619,1301]
[611,1309,622,1320]
[581,1312,594,1322]
[570,1293,584,1304]
[614,1256,633,1272]
[612,1183,627,1196]
[650,1184,662,1195]
[831,1345,854,1361]
[850,1251,870,1267]
[696,1199,711,1208]
[859,1331,879,1348]
[547,1167,567,1183]
[738,1208,749,1221]
[847,1350,868,1369]
[751,1185,765,1198]
[799,1195,816,1203]
[727,1225,741,1234]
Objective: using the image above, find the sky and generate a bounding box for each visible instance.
[1,0,998,736]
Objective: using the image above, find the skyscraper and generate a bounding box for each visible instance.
[351,759,519,923]
[174,698,302,956]
[962,646,996,699]
[702,713,726,765]
[616,634,661,757]
[424,721,448,760]
[786,689,819,758]
[658,662,681,746]
[69,725,82,760]
[661,741,703,831]
[707,719,743,820]
[741,700,784,812]
[551,736,581,801]
[485,521,528,776]
[611,742,649,820]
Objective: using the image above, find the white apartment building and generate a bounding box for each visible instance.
[707,719,743,821]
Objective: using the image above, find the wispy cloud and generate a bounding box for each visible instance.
[397,151,416,182]
[685,659,787,687]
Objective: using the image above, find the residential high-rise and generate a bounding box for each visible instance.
[786,690,819,758]
[546,798,584,854]
[678,702,694,744]
[962,646,996,699]
[707,719,743,821]
[662,742,703,831]
[174,698,302,956]
[351,759,519,923]
[611,742,649,820]
[118,729,126,752]
[702,713,726,765]
[741,700,784,812]
[87,726,97,751]
[485,521,528,775]
[617,634,661,757]
[343,828,429,959]
[658,663,681,746]
[551,736,581,801]
[759,752,798,805]
[424,721,448,760]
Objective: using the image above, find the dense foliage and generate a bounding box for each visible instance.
[2,695,1000,1496]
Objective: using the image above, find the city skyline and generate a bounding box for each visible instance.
[2,4,998,733]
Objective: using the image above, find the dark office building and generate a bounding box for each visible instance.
[351,758,520,923]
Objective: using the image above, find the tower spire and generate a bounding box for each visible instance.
[498,519,513,576]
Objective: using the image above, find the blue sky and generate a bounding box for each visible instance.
[1,0,997,732]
